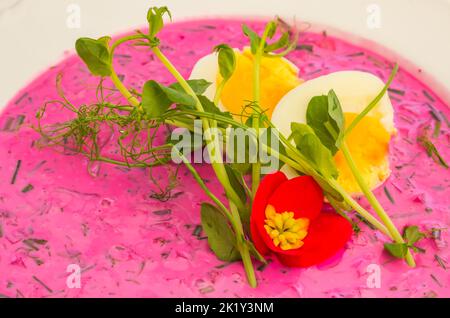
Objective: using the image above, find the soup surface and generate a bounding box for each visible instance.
[0,19,448,297]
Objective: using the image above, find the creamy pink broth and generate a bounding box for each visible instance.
[0,19,449,298]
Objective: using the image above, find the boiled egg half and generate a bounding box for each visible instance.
[189,47,302,119]
[271,71,396,195]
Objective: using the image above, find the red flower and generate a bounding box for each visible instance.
[250,171,353,267]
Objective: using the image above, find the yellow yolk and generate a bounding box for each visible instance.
[218,49,302,119]
[263,205,309,251]
[334,113,391,194]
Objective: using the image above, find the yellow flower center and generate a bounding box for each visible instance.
[263,205,309,251]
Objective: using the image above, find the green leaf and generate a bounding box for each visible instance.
[265,21,278,39]
[197,95,233,122]
[403,226,425,245]
[214,44,236,81]
[306,90,345,155]
[230,163,252,175]
[201,203,241,262]
[142,80,196,118]
[247,241,267,264]
[224,165,248,206]
[75,37,112,76]
[242,24,261,54]
[384,243,408,259]
[147,6,172,39]
[265,32,289,53]
[290,122,338,179]
[170,79,211,95]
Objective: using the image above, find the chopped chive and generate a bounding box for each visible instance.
[114,54,132,59]
[423,90,435,102]
[152,209,172,216]
[215,262,233,269]
[16,115,25,126]
[2,117,14,131]
[383,186,395,204]
[427,103,442,120]
[32,275,53,293]
[346,52,364,57]
[23,238,47,251]
[296,44,313,52]
[355,214,376,230]
[433,120,441,138]
[10,160,22,184]
[417,126,448,168]
[434,254,447,270]
[257,259,272,271]
[430,274,442,287]
[21,184,34,193]
[439,111,450,128]
[15,92,29,105]
[367,55,385,68]
[192,225,202,237]
[199,286,214,294]
[387,88,405,96]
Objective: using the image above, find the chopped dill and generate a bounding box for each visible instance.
[296,44,313,52]
[383,186,395,204]
[192,225,202,237]
[423,90,435,102]
[387,88,405,96]
[32,275,53,293]
[21,184,34,193]
[152,209,172,216]
[417,126,448,168]
[434,254,447,270]
[10,159,22,184]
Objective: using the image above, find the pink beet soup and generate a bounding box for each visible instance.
[0,19,449,298]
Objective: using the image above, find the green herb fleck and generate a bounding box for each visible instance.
[152,209,172,216]
[296,44,313,52]
[21,184,34,193]
[11,159,22,184]
[417,127,448,168]
[434,254,447,270]
[423,90,435,102]
[387,88,405,96]
[32,276,53,293]
[383,186,395,204]
[192,225,202,238]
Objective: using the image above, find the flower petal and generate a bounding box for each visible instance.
[275,211,353,267]
[250,171,287,255]
[267,176,323,220]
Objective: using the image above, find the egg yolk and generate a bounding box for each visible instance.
[217,49,302,119]
[334,113,391,194]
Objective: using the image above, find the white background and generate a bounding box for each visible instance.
[0,0,449,108]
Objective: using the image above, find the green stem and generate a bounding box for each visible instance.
[110,71,141,108]
[151,45,257,285]
[213,81,226,106]
[108,34,145,108]
[250,27,271,197]
[229,202,257,288]
[344,64,398,137]
[340,140,415,267]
